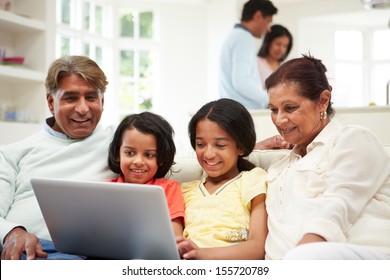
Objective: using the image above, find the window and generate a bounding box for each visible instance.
[56,0,111,64]
[334,30,364,106]
[334,29,390,106]
[56,0,158,125]
[117,9,157,118]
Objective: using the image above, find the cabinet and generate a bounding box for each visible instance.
[0,0,55,145]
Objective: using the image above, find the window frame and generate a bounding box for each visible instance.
[334,27,390,107]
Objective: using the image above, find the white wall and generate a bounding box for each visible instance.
[207,0,238,102]
[152,2,209,153]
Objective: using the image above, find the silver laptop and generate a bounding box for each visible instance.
[30,177,180,260]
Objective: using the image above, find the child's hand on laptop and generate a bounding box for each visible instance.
[176,236,206,260]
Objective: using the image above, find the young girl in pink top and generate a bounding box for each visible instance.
[107,112,184,236]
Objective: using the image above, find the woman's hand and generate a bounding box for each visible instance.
[254,135,293,150]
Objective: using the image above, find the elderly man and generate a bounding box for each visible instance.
[0,56,116,260]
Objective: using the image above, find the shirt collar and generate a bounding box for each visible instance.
[234,23,252,35]
[116,176,156,185]
[290,119,343,156]
[43,117,69,140]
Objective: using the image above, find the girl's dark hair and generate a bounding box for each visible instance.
[108,112,176,179]
[188,98,256,172]
[258,24,293,62]
[241,0,278,21]
[265,54,334,117]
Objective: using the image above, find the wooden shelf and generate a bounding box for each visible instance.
[0,65,45,83]
[0,9,45,33]
[0,0,54,145]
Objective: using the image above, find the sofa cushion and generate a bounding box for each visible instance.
[170,157,203,184]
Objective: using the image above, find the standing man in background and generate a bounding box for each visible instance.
[219,0,277,110]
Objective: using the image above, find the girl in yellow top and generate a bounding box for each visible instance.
[176,98,268,259]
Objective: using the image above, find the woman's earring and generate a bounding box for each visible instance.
[320,111,327,120]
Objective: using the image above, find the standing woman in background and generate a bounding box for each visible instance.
[257,24,293,90]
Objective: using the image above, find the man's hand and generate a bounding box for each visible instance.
[1,227,47,260]
[254,135,293,150]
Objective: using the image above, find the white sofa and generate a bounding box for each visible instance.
[170,146,390,184]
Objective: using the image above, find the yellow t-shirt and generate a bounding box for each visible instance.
[182,167,267,248]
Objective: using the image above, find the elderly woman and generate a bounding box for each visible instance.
[264,54,390,260]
